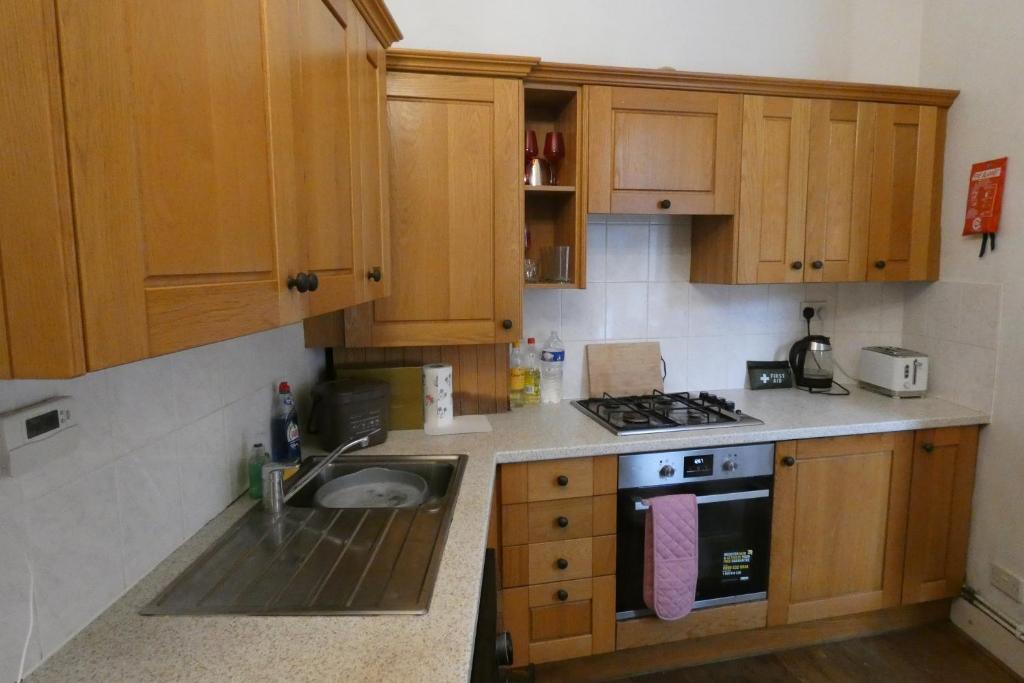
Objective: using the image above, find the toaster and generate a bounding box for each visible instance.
[858,347,929,398]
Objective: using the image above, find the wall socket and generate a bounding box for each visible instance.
[799,301,827,324]
[990,563,1024,603]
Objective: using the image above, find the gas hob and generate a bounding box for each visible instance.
[572,390,764,435]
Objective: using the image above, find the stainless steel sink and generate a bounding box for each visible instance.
[142,454,467,616]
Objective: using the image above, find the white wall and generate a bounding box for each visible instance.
[913,0,1024,639]
[525,215,905,398]
[386,0,923,85]
[0,325,320,681]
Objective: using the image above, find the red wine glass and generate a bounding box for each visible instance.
[543,132,565,185]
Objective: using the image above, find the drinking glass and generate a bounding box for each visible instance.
[525,130,539,183]
[543,132,565,185]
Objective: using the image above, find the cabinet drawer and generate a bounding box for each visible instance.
[503,494,617,545]
[528,458,593,501]
[531,600,592,641]
[502,535,616,588]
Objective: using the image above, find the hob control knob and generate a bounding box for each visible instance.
[659,464,675,478]
[723,459,738,472]
[723,400,736,411]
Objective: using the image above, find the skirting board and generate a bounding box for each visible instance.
[951,598,1024,677]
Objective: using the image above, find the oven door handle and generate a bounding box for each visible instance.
[633,488,770,511]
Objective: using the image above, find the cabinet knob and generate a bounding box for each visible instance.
[811,260,824,270]
[791,261,803,271]
[556,558,569,570]
[922,442,935,453]
[874,260,887,270]
[287,272,311,293]
[658,199,672,209]
[781,455,796,467]
[556,475,569,487]
[556,516,569,528]
[307,272,319,292]
[501,319,513,330]
[367,266,382,282]
[556,589,569,601]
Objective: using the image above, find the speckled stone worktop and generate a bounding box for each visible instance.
[29,387,987,683]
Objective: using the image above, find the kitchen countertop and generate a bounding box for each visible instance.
[29,387,988,683]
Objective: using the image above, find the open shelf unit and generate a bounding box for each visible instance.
[524,83,585,289]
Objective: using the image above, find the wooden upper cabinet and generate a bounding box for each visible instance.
[266,0,366,323]
[736,97,875,284]
[867,105,942,281]
[343,72,523,347]
[903,426,979,604]
[58,0,282,369]
[0,0,85,378]
[736,96,810,284]
[587,86,741,215]
[804,100,875,282]
[768,434,913,626]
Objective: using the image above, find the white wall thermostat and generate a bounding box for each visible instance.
[0,396,80,478]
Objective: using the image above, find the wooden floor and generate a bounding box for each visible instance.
[606,622,1020,683]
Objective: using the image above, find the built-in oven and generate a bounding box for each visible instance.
[616,443,774,620]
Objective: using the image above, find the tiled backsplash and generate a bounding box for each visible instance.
[902,280,1002,413]
[524,215,906,399]
[0,324,321,681]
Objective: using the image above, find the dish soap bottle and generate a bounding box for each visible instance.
[247,443,268,499]
[271,381,302,463]
[509,341,525,408]
[523,338,541,405]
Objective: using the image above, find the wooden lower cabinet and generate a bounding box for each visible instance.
[902,426,979,604]
[499,456,617,666]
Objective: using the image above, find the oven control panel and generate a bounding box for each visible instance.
[619,443,775,489]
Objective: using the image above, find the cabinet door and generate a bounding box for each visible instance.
[345,72,523,347]
[902,426,979,604]
[0,0,85,377]
[867,104,942,281]
[59,0,281,368]
[266,0,364,322]
[588,86,740,215]
[804,100,875,283]
[768,433,913,625]
[736,96,810,284]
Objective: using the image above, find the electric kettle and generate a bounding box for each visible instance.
[789,335,835,390]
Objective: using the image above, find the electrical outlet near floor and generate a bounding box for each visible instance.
[799,301,827,325]
[990,563,1024,603]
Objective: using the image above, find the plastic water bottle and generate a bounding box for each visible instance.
[523,338,542,405]
[271,381,302,463]
[540,331,565,404]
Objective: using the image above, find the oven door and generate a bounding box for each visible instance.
[616,476,772,620]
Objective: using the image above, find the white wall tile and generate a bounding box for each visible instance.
[766,284,806,335]
[956,345,997,413]
[0,503,41,683]
[957,282,1001,350]
[605,282,648,339]
[802,282,837,336]
[836,282,883,332]
[115,433,185,585]
[731,285,771,335]
[688,284,733,336]
[177,412,232,539]
[223,387,273,497]
[26,466,124,658]
[604,223,649,282]
[523,289,561,342]
[902,282,930,337]
[880,283,906,333]
[924,280,962,341]
[648,220,691,282]
[561,340,592,400]
[108,354,180,456]
[561,284,606,341]
[171,344,224,425]
[585,220,607,283]
[686,336,734,390]
[657,338,688,392]
[647,283,689,338]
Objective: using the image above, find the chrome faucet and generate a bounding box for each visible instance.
[261,431,380,515]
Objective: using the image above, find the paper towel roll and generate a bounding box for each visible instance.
[423,363,454,430]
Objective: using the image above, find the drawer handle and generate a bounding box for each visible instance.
[556,589,569,602]
[790,261,803,271]
[658,199,672,209]
[556,516,569,528]
[874,260,887,270]
[556,475,569,487]
[811,260,824,270]
[922,442,935,453]
[781,455,796,467]
[556,558,568,570]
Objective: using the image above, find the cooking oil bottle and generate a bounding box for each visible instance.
[509,340,525,408]
[523,337,542,405]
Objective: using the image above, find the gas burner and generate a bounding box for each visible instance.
[572,390,763,436]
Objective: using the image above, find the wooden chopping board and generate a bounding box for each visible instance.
[586,342,663,398]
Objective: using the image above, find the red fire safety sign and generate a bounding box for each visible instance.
[963,157,1008,236]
